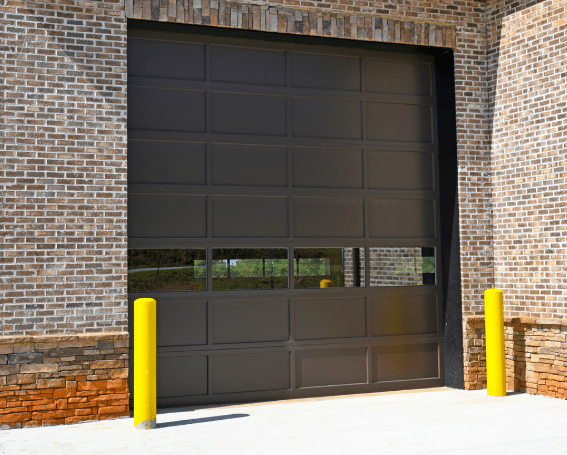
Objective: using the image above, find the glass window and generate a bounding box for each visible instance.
[294,248,365,289]
[212,248,288,290]
[128,249,206,292]
[369,247,436,286]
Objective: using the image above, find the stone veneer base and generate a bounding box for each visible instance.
[464,316,567,399]
[0,333,129,429]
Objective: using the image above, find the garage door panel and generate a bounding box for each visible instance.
[210,45,286,86]
[370,294,438,337]
[367,103,432,143]
[372,343,439,382]
[128,38,205,81]
[296,348,367,388]
[211,93,287,136]
[157,301,208,347]
[212,300,290,344]
[128,87,206,132]
[128,141,206,185]
[213,352,291,394]
[294,297,366,340]
[367,151,433,190]
[292,148,363,189]
[212,144,287,187]
[128,29,443,405]
[291,53,361,91]
[292,98,362,139]
[212,196,288,238]
[128,195,207,238]
[368,198,435,238]
[293,197,364,238]
[364,60,431,96]
[157,355,208,397]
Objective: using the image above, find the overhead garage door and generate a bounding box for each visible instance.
[127,25,443,406]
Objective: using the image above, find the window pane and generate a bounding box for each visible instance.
[128,249,206,292]
[294,248,365,289]
[212,249,288,290]
[369,247,436,286]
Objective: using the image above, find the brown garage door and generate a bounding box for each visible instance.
[127,24,443,406]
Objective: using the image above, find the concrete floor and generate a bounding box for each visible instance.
[1,388,567,455]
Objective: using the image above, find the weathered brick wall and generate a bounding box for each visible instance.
[0,334,129,428]
[368,248,424,286]
[464,317,567,399]
[488,0,567,320]
[1,0,128,336]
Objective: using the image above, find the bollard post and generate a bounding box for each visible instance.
[484,288,506,397]
[134,298,157,429]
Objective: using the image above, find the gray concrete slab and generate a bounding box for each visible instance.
[1,388,566,455]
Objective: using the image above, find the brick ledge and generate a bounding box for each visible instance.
[464,315,567,326]
[0,332,129,345]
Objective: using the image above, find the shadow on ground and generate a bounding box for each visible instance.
[156,413,249,428]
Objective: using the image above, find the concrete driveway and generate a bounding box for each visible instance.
[1,388,566,455]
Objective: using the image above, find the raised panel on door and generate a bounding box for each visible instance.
[213,352,291,394]
[128,25,444,406]
[212,300,290,344]
[294,297,366,340]
[296,348,367,388]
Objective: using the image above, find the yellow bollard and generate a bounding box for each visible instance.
[134,298,157,429]
[484,289,506,397]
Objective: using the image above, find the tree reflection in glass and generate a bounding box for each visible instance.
[212,248,288,290]
[127,249,206,292]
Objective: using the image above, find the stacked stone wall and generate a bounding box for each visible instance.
[0,334,129,428]
[464,317,567,399]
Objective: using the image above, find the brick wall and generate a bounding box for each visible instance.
[368,248,424,286]
[488,0,567,320]
[0,334,129,428]
[461,0,567,398]
[1,0,128,336]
